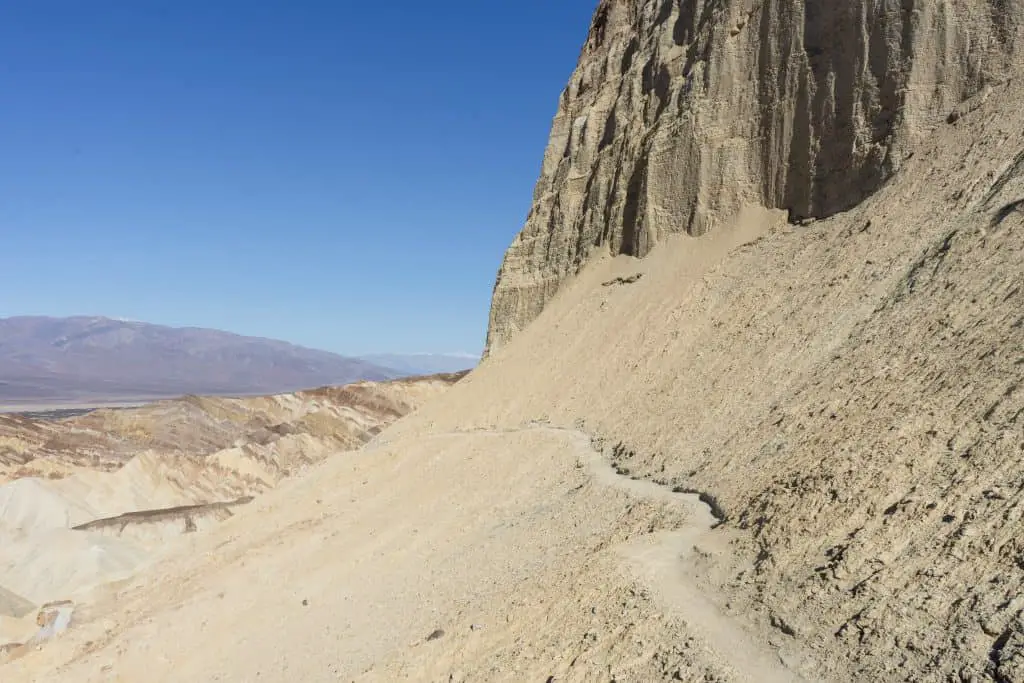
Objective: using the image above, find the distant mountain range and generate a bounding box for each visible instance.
[0,316,404,405]
[360,352,478,376]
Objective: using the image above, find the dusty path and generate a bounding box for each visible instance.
[8,422,814,682]
[372,424,811,682]
[574,440,806,683]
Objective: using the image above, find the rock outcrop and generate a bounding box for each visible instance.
[486,0,1022,353]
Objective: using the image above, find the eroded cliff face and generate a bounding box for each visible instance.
[486,0,1021,353]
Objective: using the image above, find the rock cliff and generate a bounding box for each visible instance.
[486,0,1022,353]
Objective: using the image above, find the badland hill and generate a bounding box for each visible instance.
[4,1,1024,681]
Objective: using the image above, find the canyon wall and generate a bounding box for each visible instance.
[486,0,1021,353]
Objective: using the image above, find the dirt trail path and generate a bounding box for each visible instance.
[8,423,814,682]
[373,424,810,682]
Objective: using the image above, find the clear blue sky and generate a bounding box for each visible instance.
[0,1,596,355]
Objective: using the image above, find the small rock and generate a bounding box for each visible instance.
[601,273,643,287]
[769,612,798,637]
[993,622,1024,683]
[301,599,308,606]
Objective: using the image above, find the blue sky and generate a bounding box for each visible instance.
[0,1,596,355]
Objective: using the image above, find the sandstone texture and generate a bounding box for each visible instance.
[487,0,1022,353]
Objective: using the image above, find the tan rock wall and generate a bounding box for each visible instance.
[486,0,1022,354]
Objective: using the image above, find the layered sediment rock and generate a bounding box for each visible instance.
[486,0,1022,353]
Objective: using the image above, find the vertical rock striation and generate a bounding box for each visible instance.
[486,0,1021,354]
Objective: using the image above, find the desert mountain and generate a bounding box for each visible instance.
[4,1,1024,682]
[0,316,397,405]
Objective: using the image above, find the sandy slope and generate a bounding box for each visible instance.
[0,375,462,654]
[3,54,1022,683]
[387,80,1024,680]
[6,426,816,682]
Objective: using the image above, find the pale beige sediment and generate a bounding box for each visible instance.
[0,375,462,637]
